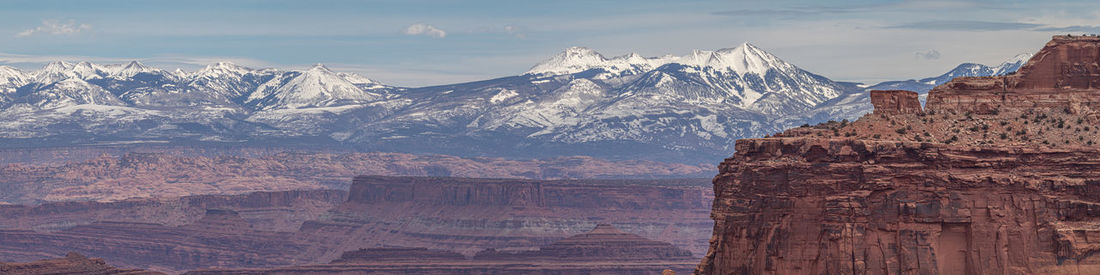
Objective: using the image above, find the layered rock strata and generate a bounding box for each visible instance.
[0,150,711,204]
[303,176,714,258]
[698,36,1100,274]
[0,209,331,274]
[184,224,697,275]
[0,252,163,275]
[0,189,346,232]
[1,176,712,273]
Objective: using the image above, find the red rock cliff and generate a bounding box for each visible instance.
[927,35,1100,114]
[870,90,923,115]
[698,36,1100,275]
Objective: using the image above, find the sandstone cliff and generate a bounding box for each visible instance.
[698,35,1100,274]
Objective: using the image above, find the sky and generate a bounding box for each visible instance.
[1,0,1099,87]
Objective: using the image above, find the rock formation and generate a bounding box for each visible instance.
[304,176,714,257]
[0,252,163,275]
[0,189,346,232]
[0,209,328,274]
[927,35,1100,114]
[184,224,698,274]
[0,176,712,273]
[870,90,922,115]
[0,149,711,204]
[697,36,1100,274]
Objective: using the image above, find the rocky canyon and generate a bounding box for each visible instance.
[697,35,1100,274]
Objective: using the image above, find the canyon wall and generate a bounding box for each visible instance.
[305,176,714,259]
[699,36,1100,274]
[698,138,1100,274]
[1,176,712,273]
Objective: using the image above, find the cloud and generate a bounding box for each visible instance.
[712,6,859,18]
[404,23,447,38]
[885,20,1042,31]
[16,19,92,37]
[914,49,942,60]
[503,25,526,39]
[1034,25,1100,33]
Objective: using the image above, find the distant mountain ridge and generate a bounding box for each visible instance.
[0,46,1025,163]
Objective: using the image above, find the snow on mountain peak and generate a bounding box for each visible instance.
[0,66,28,93]
[993,52,1032,76]
[526,42,797,77]
[197,62,252,78]
[527,47,609,75]
[112,61,161,78]
[246,63,384,110]
[704,42,794,76]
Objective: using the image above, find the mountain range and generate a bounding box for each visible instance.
[0,44,1028,163]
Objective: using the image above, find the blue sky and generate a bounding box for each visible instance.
[2,0,1098,87]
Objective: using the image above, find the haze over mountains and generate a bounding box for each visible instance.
[0,44,1028,163]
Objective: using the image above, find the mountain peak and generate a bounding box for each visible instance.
[707,42,793,76]
[526,47,609,75]
[308,63,333,73]
[198,62,252,77]
[526,43,797,77]
[112,61,160,78]
[42,61,73,72]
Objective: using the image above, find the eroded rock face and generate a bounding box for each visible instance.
[305,176,714,258]
[927,35,1100,114]
[870,90,922,115]
[698,138,1100,274]
[698,36,1100,275]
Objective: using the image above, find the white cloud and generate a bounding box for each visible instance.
[16,19,92,37]
[503,25,526,39]
[404,23,447,38]
[914,49,942,60]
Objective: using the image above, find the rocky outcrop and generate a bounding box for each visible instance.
[185,224,697,275]
[870,90,922,115]
[0,252,164,275]
[927,35,1100,114]
[304,176,714,258]
[698,36,1100,274]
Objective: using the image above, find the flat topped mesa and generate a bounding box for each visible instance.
[926,35,1100,114]
[870,90,923,115]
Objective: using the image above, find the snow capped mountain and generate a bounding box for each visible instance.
[0,43,897,163]
[0,66,28,94]
[16,78,125,109]
[993,53,1032,76]
[246,64,389,110]
[109,61,172,80]
[528,46,678,77]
